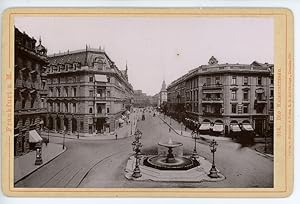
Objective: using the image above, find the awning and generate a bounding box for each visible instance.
[118,118,124,123]
[213,124,224,132]
[29,130,43,143]
[95,74,108,82]
[199,123,211,131]
[230,124,241,132]
[242,124,254,131]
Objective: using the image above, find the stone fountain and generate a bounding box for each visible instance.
[143,137,199,170]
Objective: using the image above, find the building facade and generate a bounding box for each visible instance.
[14,28,48,156]
[167,56,274,137]
[133,90,150,108]
[45,47,134,136]
[158,80,167,107]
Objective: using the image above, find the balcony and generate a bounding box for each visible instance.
[203,111,222,117]
[202,97,223,104]
[255,98,267,104]
[202,84,223,90]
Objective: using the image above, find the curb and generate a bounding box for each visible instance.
[254,148,274,161]
[14,144,67,184]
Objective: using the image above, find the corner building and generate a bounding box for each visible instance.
[46,47,134,136]
[167,56,274,137]
[14,28,48,156]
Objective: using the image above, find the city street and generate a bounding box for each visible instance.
[15,111,273,188]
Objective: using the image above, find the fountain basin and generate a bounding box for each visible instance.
[144,155,199,170]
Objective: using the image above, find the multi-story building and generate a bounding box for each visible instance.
[167,56,274,137]
[14,27,48,156]
[45,46,134,136]
[158,80,167,107]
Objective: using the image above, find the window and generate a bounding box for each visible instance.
[231,76,237,85]
[206,78,211,86]
[271,78,274,84]
[215,76,220,85]
[107,107,110,114]
[243,90,249,100]
[270,90,274,97]
[72,103,76,113]
[257,77,262,85]
[232,104,237,113]
[244,77,248,85]
[243,104,249,113]
[270,102,274,110]
[89,107,93,113]
[89,76,93,82]
[56,87,60,97]
[64,103,68,112]
[73,87,77,97]
[231,90,237,100]
[64,87,68,97]
[107,77,110,83]
[89,90,94,97]
[80,122,84,130]
[49,88,53,97]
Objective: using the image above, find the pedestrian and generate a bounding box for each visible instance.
[115,133,118,140]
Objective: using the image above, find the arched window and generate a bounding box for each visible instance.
[89,107,93,114]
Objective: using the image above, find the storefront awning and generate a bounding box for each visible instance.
[213,124,224,132]
[95,74,108,82]
[230,124,241,132]
[29,130,43,143]
[242,124,254,131]
[199,123,211,131]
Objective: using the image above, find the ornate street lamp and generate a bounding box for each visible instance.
[62,115,66,150]
[209,139,219,178]
[191,130,199,159]
[35,147,43,165]
[131,129,143,178]
[180,122,183,135]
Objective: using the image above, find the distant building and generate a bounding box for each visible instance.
[158,80,167,107]
[167,56,274,137]
[14,27,48,156]
[133,90,150,108]
[45,46,134,136]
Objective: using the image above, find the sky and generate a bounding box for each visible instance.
[14,16,273,96]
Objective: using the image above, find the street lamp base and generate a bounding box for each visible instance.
[191,149,199,159]
[208,166,219,178]
[132,167,142,178]
[35,158,43,165]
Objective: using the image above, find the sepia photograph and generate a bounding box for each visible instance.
[1,8,293,197]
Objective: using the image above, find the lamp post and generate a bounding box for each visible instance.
[62,115,66,150]
[209,139,219,178]
[180,122,183,135]
[132,129,143,178]
[191,130,199,159]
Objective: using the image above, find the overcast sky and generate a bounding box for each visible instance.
[15,16,273,96]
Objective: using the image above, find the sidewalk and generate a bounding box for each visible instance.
[158,114,231,141]
[14,142,66,183]
[41,113,138,141]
